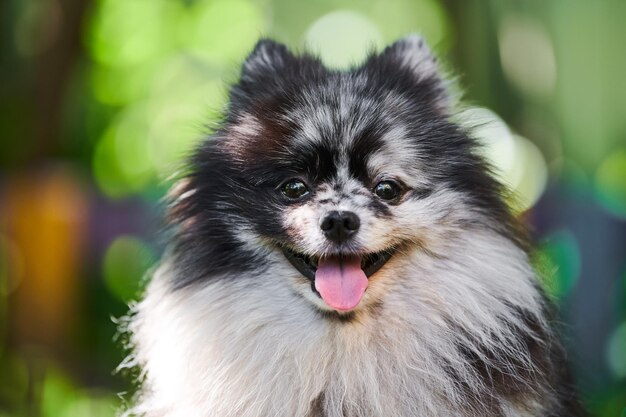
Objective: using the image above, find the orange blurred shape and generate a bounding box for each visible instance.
[2,165,87,355]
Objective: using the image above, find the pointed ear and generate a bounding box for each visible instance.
[241,39,295,81]
[376,35,453,112]
[232,39,325,114]
[379,35,440,79]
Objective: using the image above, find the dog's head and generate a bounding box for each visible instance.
[169,36,520,313]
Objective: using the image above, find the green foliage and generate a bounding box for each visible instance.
[1,0,625,415]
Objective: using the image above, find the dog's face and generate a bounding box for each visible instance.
[171,37,517,314]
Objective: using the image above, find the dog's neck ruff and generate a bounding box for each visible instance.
[125,229,556,417]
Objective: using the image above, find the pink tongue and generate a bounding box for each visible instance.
[314,256,368,311]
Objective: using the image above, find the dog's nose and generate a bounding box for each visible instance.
[319,211,360,243]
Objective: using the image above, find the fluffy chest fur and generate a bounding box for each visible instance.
[127,231,557,417]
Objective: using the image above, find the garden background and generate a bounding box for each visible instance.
[1,0,625,415]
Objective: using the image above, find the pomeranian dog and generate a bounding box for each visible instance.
[124,36,585,417]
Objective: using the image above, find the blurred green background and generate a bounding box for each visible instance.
[1,0,625,415]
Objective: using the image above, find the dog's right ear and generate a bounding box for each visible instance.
[241,39,294,82]
[368,35,453,114]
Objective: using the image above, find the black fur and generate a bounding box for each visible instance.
[168,39,525,288]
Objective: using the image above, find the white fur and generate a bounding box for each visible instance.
[390,35,440,82]
[125,222,546,417]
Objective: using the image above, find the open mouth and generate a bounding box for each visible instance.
[282,249,394,280]
[281,248,394,311]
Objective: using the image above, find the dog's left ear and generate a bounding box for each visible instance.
[371,35,452,112]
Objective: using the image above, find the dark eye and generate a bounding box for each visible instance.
[373,180,402,201]
[281,179,309,199]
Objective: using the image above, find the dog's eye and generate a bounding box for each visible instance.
[373,180,401,201]
[281,179,309,199]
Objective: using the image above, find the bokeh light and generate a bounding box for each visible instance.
[607,321,626,379]
[305,11,383,68]
[146,70,227,176]
[459,107,548,212]
[186,0,267,65]
[41,366,117,417]
[536,230,582,299]
[88,0,182,68]
[370,0,450,48]
[511,134,549,212]
[90,64,155,107]
[93,104,154,198]
[103,235,155,302]
[92,56,228,198]
[90,1,234,199]
[498,14,556,99]
[594,148,626,219]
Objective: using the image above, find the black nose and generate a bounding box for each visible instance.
[320,211,360,243]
